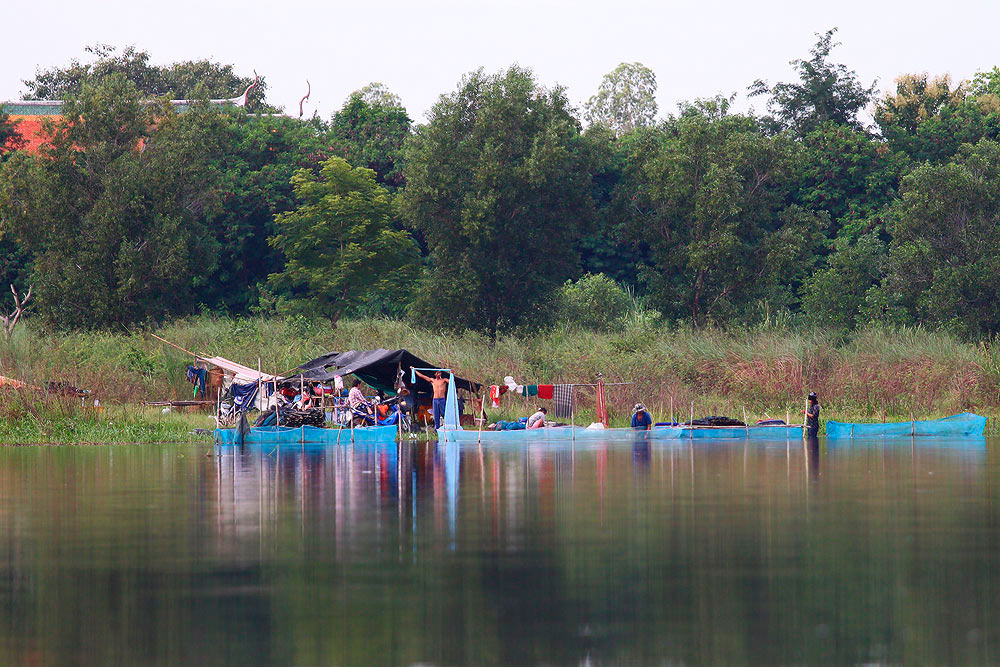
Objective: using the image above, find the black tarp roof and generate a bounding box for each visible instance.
[290,349,481,395]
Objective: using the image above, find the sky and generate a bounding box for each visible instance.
[4,0,1000,123]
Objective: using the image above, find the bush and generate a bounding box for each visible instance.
[556,273,633,331]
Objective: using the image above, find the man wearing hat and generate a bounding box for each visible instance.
[631,403,653,431]
[804,392,820,438]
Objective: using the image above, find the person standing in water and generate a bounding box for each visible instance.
[804,391,820,438]
[415,370,450,429]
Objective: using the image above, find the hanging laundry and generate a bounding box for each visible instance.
[525,385,539,396]
[553,384,574,418]
[489,384,502,407]
[537,384,554,400]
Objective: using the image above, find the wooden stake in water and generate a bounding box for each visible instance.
[743,406,749,437]
[670,396,674,425]
[690,401,694,440]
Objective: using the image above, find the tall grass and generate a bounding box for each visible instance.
[0,315,996,440]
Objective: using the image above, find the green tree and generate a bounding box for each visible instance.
[800,232,887,329]
[199,114,331,313]
[0,75,225,327]
[400,66,596,332]
[328,87,411,190]
[620,98,825,326]
[556,273,633,331]
[585,62,658,135]
[750,28,877,136]
[22,44,270,110]
[872,73,999,164]
[882,139,1000,335]
[0,112,24,156]
[268,157,419,327]
[796,121,904,234]
[577,126,649,287]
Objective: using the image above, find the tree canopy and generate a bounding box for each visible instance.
[401,65,595,332]
[585,62,658,135]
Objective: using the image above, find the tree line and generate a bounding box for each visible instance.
[2,31,1000,336]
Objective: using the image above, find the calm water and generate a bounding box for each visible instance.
[0,436,997,665]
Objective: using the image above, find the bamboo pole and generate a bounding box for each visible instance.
[570,386,575,443]
[274,371,280,428]
[690,401,694,440]
[803,398,808,439]
[149,332,200,358]
[477,393,485,446]
[743,406,749,437]
[670,396,674,425]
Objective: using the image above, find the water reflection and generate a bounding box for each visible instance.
[0,436,995,665]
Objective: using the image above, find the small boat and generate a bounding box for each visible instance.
[213,424,398,445]
[825,412,987,439]
[652,423,805,440]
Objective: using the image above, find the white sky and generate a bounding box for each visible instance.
[3,0,999,123]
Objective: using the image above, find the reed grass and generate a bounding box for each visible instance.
[0,315,997,442]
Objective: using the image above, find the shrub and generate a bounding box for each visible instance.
[556,273,632,331]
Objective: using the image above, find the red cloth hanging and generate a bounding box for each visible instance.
[595,379,608,427]
[537,384,554,399]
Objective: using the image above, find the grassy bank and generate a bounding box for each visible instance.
[0,315,997,442]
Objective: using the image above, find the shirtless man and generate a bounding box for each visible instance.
[415,370,450,429]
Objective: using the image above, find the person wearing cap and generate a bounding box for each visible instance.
[631,403,653,430]
[803,392,820,437]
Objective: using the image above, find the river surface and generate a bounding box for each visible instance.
[0,436,997,665]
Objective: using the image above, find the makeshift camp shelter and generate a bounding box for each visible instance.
[192,355,282,411]
[292,348,480,396]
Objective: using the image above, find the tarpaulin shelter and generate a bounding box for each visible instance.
[195,355,282,411]
[291,348,481,396]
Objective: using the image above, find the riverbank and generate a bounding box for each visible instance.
[0,315,996,443]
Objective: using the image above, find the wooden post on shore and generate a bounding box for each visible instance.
[257,357,262,416]
[670,396,674,425]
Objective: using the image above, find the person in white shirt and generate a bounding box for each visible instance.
[527,407,547,429]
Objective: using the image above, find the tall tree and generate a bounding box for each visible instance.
[21,44,270,110]
[585,62,658,135]
[881,139,1000,335]
[328,87,411,190]
[750,28,877,136]
[619,97,825,326]
[401,66,596,332]
[0,75,225,327]
[199,114,331,313]
[268,157,419,327]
